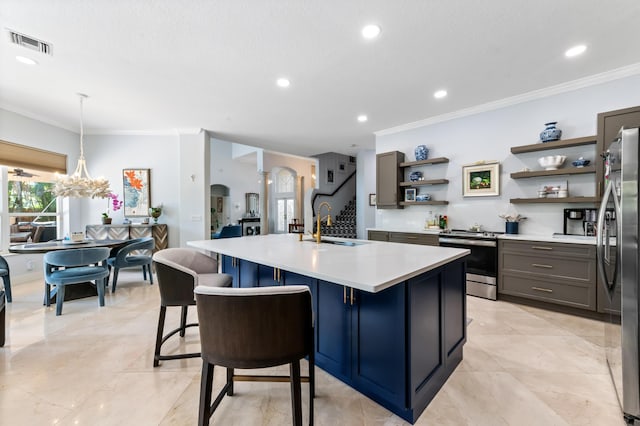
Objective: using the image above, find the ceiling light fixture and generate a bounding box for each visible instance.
[16,55,37,65]
[434,90,448,99]
[357,115,368,123]
[276,78,290,88]
[53,94,111,198]
[565,44,587,58]
[362,24,381,39]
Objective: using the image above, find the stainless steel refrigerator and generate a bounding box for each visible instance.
[597,126,640,424]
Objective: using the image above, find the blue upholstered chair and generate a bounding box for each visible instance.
[107,237,155,293]
[0,255,11,303]
[44,247,110,316]
[211,224,242,239]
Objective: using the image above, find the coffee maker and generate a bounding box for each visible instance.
[564,208,615,236]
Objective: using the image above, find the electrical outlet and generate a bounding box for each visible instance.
[191,215,202,221]
[26,259,34,271]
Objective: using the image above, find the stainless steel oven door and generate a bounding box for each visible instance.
[439,237,497,300]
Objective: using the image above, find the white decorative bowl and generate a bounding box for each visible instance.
[538,155,566,170]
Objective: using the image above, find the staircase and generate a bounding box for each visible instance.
[315,197,357,239]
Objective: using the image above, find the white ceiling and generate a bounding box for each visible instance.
[1,1,640,157]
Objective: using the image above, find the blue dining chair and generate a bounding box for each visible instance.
[0,255,11,303]
[44,247,110,316]
[107,237,155,293]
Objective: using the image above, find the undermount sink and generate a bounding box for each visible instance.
[303,238,367,246]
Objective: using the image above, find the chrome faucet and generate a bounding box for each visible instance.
[314,202,332,244]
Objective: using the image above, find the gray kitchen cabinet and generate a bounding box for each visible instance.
[367,230,438,246]
[498,240,597,311]
[596,106,640,199]
[375,151,405,209]
[367,230,389,242]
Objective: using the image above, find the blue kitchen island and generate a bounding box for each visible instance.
[188,234,469,423]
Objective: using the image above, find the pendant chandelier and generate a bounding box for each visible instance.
[53,93,111,198]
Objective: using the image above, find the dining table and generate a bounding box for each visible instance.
[9,238,130,302]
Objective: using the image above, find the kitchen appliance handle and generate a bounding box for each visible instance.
[438,237,496,247]
[596,179,620,297]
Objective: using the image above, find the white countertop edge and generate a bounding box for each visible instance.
[187,236,470,293]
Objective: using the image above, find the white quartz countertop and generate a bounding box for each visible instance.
[188,234,469,293]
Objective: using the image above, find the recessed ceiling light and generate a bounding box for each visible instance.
[357,115,368,123]
[434,90,447,99]
[16,55,37,65]
[565,44,587,58]
[362,24,381,39]
[276,78,290,88]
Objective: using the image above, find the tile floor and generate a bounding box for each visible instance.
[0,271,626,425]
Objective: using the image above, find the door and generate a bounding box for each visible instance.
[271,167,297,233]
[275,197,295,233]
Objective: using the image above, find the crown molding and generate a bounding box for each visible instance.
[375,62,640,137]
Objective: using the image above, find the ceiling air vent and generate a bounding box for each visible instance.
[7,30,52,55]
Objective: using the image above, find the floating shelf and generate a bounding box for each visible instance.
[510,135,596,154]
[510,166,596,179]
[510,196,598,204]
[399,157,449,168]
[400,179,449,187]
[400,200,449,206]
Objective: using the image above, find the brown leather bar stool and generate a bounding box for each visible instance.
[152,248,232,367]
[194,285,314,426]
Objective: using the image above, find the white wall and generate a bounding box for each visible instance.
[210,138,262,223]
[82,133,182,247]
[375,74,640,235]
[356,149,376,239]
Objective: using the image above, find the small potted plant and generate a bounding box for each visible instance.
[149,204,163,224]
[102,193,123,225]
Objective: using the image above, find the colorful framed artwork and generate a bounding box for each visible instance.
[404,188,416,202]
[462,162,500,197]
[123,168,150,217]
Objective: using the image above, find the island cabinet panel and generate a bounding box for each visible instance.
[218,255,467,424]
[408,260,466,417]
[313,280,352,380]
[351,282,406,409]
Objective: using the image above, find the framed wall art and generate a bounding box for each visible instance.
[123,168,151,217]
[404,188,416,202]
[462,161,500,197]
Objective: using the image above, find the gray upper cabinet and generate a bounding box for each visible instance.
[376,151,405,209]
[596,106,640,199]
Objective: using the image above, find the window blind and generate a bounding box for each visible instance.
[0,139,67,173]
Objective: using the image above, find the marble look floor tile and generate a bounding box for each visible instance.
[0,272,626,425]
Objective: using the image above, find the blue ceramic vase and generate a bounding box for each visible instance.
[414,145,429,161]
[540,122,562,142]
[409,171,423,181]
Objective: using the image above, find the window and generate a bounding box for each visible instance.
[2,166,61,249]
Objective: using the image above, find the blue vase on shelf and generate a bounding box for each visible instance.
[414,145,429,161]
[409,171,423,181]
[540,122,562,142]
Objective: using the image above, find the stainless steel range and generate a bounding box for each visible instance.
[438,229,501,300]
